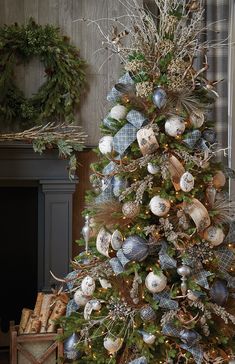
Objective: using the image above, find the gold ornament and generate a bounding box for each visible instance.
[122,201,140,218]
[136,81,154,98]
[213,171,226,190]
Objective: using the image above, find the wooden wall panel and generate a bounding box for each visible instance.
[0,0,130,146]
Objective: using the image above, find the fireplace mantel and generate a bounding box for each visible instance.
[0,142,77,291]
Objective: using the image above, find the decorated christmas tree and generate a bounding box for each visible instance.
[59,1,235,363]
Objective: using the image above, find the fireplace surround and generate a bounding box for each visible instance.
[0,142,77,291]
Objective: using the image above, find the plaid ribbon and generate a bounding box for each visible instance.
[113,110,149,155]
[128,357,147,364]
[162,323,181,337]
[109,257,124,275]
[215,247,234,271]
[180,344,203,364]
[153,291,179,310]
[159,241,177,269]
[95,181,114,203]
[224,221,235,243]
[66,299,79,317]
[65,270,79,291]
[192,268,212,289]
[222,271,235,289]
[224,167,235,179]
[183,130,209,151]
[107,72,134,102]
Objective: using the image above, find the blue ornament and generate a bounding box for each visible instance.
[140,305,156,322]
[202,129,217,144]
[152,88,167,108]
[122,235,149,262]
[64,333,81,360]
[210,279,228,306]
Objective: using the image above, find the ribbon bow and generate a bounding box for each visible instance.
[183,129,209,151]
[107,72,134,102]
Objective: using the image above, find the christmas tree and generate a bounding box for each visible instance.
[60,1,235,363]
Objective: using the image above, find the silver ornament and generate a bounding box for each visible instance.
[103,336,123,353]
[84,299,102,320]
[122,235,149,262]
[152,87,167,108]
[177,265,191,295]
[74,289,90,306]
[140,305,156,322]
[210,279,228,306]
[165,115,185,137]
[147,163,160,175]
[64,333,81,360]
[81,214,90,254]
[96,228,111,257]
[138,330,156,344]
[122,201,140,218]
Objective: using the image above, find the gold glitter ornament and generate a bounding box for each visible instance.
[124,60,144,72]
[122,201,140,218]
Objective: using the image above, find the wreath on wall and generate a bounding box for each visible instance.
[0,18,85,128]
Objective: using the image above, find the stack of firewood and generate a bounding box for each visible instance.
[19,292,69,334]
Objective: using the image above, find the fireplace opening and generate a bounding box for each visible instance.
[0,186,38,332]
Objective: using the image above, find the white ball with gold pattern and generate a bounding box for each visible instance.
[165,115,185,137]
[145,271,167,293]
[203,226,225,246]
[180,172,195,192]
[149,195,170,216]
[98,135,113,154]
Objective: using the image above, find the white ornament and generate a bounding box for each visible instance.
[145,271,167,293]
[103,336,123,354]
[189,110,205,128]
[149,196,171,216]
[98,135,113,154]
[139,331,156,345]
[99,278,112,289]
[180,172,195,192]
[96,228,111,257]
[204,226,225,246]
[81,276,96,296]
[84,300,102,320]
[111,230,123,250]
[165,116,185,137]
[74,289,90,306]
[147,163,160,175]
[110,104,127,121]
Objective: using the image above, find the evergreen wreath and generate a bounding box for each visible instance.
[0,18,85,127]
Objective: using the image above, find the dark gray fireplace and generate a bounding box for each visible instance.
[0,142,77,292]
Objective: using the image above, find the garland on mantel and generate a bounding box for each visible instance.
[0,18,86,127]
[0,123,87,179]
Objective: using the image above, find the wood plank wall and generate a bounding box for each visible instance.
[0,0,147,256]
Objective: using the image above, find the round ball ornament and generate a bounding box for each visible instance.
[145,271,167,293]
[210,279,228,306]
[149,196,171,216]
[203,226,225,246]
[103,336,123,354]
[81,276,96,296]
[180,172,195,192]
[64,333,81,360]
[138,330,156,345]
[189,110,205,128]
[213,171,226,189]
[122,201,140,218]
[98,135,113,155]
[122,235,149,262]
[74,289,90,306]
[152,88,167,109]
[202,129,217,144]
[147,163,160,175]
[165,116,185,137]
[110,104,128,121]
[140,305,156,322]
